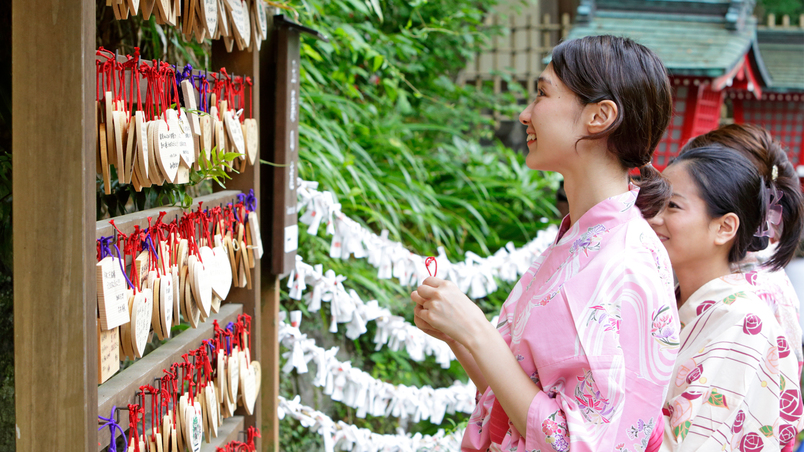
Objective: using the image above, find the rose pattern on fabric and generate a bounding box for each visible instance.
[651,305,678,348]
[778,423,797,445]
[743,314,763,335]
[696,300,715,316]
[675,358,697,387]
[574,370,614,425]
[685,364,703,384]
[780,389,803,422]
[745,271,758,286]
[739,432,764,452]
[765,346,779,374]
[777,336,790,358]
[732,410,745,433]
[665,275,804,451]
[681,389,703,400]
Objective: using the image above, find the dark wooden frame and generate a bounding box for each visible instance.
[12,1,280,450]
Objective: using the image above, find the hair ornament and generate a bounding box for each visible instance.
[755,185,783,238]
[772,165,778,181]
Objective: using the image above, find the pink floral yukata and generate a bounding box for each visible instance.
[462,186,680,452]
[660,274,804,452]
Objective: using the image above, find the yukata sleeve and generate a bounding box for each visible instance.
[521,245,678,452]
[662,304,804,451]
[520,355,633,452]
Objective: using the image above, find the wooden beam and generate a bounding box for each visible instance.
[13,0,97,449]
[95,190,242,239]
[199,415,246,451]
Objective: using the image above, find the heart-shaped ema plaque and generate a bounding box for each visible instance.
[177,112,196,167]
[156,110,183,183]
[211,246,233,300]
[227,347,240,403]
[245,118,258,165]
[228,0,251,46]
[191,249,213,317]
[184,402,203,452]
[132,289,154,358]
[239,351,258,415]
[159,274,173,339]
[202,0,218,38]
[205,384,219,436]
[224,110,245,158]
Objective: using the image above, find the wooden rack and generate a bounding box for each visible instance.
[12,1,282,450]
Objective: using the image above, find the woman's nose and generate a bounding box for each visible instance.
[647,212,664,227]
[519,104,531,125]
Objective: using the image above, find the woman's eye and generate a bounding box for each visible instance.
[668,201,679,209]
[538,89,546,97]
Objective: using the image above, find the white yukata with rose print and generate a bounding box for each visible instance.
[462,185,680,452]
[660,274,804,452]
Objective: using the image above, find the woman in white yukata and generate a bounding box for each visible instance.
[411,35,681,452]
[683,124,804,379]
[648,145,804,451]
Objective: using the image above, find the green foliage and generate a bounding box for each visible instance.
[278,0,558,447]
[755,0,804,21]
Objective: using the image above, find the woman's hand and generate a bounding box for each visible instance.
[413,304,455,344]
[411,276,489,348]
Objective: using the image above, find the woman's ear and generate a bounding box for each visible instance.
[713,212,740,246]
[586,100,618,134]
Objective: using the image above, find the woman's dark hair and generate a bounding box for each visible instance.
[671,145,778,269]
[551,35,673,218]
[682,124,804,271]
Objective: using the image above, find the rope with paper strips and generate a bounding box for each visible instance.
[296,179,559,299]
[279,315,477,425]
[278,395,465,452]
[286,255,464,368]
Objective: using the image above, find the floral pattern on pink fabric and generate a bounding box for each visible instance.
[570,224,607,256]
[574,370,614,424]
[541,410,570,452]
[651,305,678,348]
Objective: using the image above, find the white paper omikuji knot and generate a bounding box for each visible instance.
[279,395,465,452]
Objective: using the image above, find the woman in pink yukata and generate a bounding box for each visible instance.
[683,124,804,378]
[411,35,681,452]
[649,142,804,451]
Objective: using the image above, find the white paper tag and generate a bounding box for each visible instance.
[284,224,298,253]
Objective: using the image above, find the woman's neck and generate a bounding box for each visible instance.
[675,258,733,307]
[562,152,630,226]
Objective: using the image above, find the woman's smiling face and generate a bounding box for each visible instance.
[518,63,586,172]
[648,162,720,268]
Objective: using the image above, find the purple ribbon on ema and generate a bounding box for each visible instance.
[97,406,126,452]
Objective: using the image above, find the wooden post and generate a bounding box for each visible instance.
[561,13,571,40]
[211,38,263,450]
[13,0,97,449]
[259,274,280,451]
